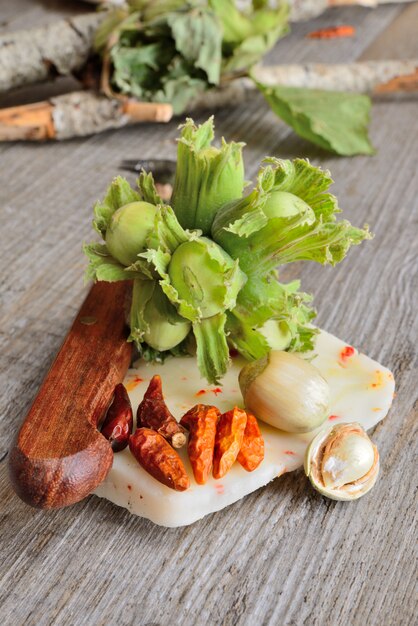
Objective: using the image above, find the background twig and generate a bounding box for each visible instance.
[0,91,172,141]
[188,60,418,112]
[0,13,103,93]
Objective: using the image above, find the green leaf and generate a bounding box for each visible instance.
[103,5,223,113]
[212,157,372,275]
[111,42,169,97]
[93,177,141,238]
[167,7,222,84]
[233,274,300,326]
[139,246,201,322]
[226,313,270,361]
[140,0,190,23]
[269,219,372,268]
[287,324,318,354]
[227,274,317,359]
[83,243,143,282]
[137,170,163,205]
[125,257,156,280]
[193,313,230,384]
[149,204,195,253]
[233,273,315,334]
[93,8,133,54]
[139,247,171,278]
[222,14,288,74]
[129,280,191,351]
[210,0,289,73]
[210,0,254,43]
[153,71,207,115]
[257,84,375,156]
[262,158,334,206]
[128,278,155,344]
[224,205,268,237]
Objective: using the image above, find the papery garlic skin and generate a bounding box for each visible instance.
[239,351,330,433]
[305,422,379,501]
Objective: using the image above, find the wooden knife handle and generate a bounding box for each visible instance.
[9,281,133,509]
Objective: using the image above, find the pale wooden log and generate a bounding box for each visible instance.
[188,60,418,113]
[0,91,172,141]
[253,59,418,93]
[0,12,103,93]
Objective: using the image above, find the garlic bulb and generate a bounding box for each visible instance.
[239,351,330,433]
[304,423,379,501]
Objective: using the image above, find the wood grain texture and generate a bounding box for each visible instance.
[9,281,132,508]
[0,2,417,625]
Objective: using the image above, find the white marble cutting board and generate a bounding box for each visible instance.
[94,329,395,527]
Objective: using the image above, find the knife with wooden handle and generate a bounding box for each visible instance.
[9,281,132,509]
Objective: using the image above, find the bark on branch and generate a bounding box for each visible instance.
[0,12,103,93]
[188,60,418,112]
[0,91,172,141]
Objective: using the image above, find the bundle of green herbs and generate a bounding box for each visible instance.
[84,117,371,383]
[94,0,374,156]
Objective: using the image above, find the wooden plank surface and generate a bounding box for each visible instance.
[0,2,417,625]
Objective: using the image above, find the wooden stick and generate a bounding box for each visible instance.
[374,69,418,93]
[188,60,418,113]
[0,12,103,93]
[9,282,133,509]
[0,91,172,141]
[252,60,418,94]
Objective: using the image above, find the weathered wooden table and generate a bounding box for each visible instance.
[1,2,417,624]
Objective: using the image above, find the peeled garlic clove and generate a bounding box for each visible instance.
[239,351,330,433]
[304,423,379,501]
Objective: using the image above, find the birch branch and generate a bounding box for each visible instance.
[0,13,103,93]
[188,60,418,112]
[0,91,172,141]
[253,60,418,92]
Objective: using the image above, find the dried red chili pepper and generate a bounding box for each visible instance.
[129,428,190,491]
[137,375,187,448]
[180,404,220,485]
[307,25,355,39]
[237,412,264,472]
[213,407,247,480]
[100,383,133,452]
